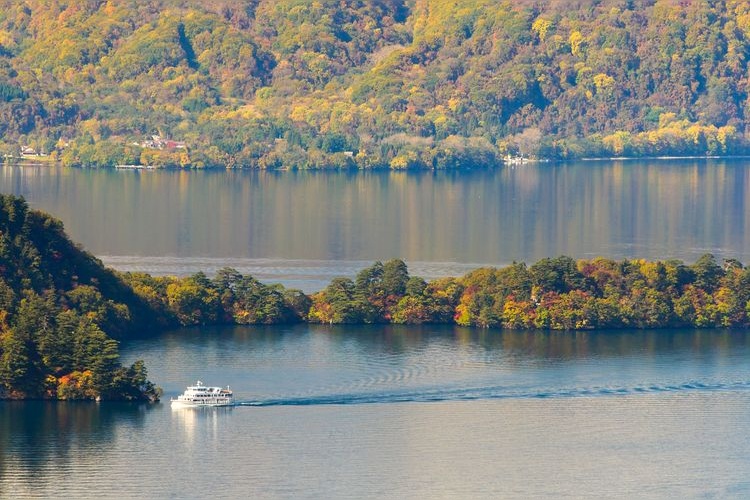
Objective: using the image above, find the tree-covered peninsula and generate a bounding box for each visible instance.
[2,194,750,399]
[2,1,750,168]
[130,253,750,330]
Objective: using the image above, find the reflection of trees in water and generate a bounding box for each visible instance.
[0,401,152,480]
[306,325,750,362]
[171,323,750,363]
[8,163,750,266]
[495,329,748,362]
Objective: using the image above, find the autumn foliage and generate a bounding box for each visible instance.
[2,1,750,167]
[124,255,750,331]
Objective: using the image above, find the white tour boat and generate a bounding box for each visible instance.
[170,381,234,407]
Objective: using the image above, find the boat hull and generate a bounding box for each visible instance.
[170,399,234,408]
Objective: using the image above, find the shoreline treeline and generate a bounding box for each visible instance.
[128,255,750,331]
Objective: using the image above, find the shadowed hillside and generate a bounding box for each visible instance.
[0,194,160,400]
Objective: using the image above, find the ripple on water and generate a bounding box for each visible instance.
[234,379,750,406]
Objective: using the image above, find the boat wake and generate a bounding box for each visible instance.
[235,379,750,407]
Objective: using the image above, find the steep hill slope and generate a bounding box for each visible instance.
[0,194,159,400]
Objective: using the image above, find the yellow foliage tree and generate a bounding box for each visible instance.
[532,18,552,41]
[569,30,585,56]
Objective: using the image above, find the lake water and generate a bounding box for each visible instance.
[1,159,750,290]
[2,326,750,498]
[2,161,750,498]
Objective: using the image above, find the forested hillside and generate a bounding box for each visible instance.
[2,0,750,168]
[0,194,160,400]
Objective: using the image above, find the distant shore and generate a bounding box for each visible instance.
[580,155,750,162]
[4,154,750,171]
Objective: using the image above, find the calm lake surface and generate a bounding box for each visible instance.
[2,160,750,498]
[1,159,750,290]
[3,326,750,498]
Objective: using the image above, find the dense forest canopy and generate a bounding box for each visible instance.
[1,0,750,167]
[131,253,750,331]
